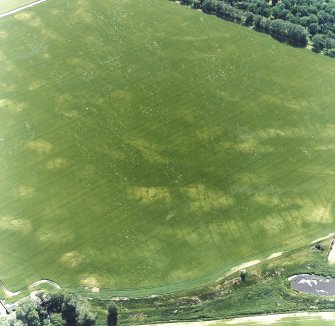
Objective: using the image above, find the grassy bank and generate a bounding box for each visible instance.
[90,238,335,324]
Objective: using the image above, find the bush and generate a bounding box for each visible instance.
[312,33,326,52]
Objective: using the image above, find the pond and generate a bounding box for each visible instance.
[290,274,335,296]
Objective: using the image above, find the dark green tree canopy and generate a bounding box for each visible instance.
[11,291,97,326]
[177,0,334,55]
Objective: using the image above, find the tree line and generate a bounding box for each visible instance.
[175,0,335,56]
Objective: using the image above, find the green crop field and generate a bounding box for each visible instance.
[0,0,335,298]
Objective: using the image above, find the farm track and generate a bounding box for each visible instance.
[0,0,48,18]
[0,279,60,298]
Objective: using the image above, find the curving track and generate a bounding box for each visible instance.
[0,279,60,298]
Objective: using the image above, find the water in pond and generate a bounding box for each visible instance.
[290,274,335,296]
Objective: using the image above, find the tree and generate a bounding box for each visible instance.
[43,292,65,314]
[324,36,335,57]
[243,12,254,26]
[272,4,287,19]
[76,301,96,326]
[312,33,325,52]
[15,299,41,326]
[287,23,308,46]
[180,0,193,5]
[308,23,319,35]
[240,270,247,282]
[270,19,288,41]
[253,14,263,30]
[314,242,324,251]
[107,302,118,326]
[61,294,78,325]
[259,16,271,32]
[61,293,96,326]
[202,0,217,14]
[192,0,202,9]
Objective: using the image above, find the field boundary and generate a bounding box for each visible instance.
[0,0,48,18]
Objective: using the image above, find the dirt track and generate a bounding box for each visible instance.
[0,279,60,297]
[0,0,48,18]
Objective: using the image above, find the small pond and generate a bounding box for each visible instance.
[290,274,335,296]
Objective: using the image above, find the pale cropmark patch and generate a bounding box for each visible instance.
[219,137,274,154]
[309,204,332,223]
[25,139,53,153]
[253,193,282,207]
[0,30,8,39]
[0,50,6,61]
[47,157,67,170]
[261,213,288,232]
[60,251,83,268]
[261,202,333,234]
[0,82,16,93]
[0,98,26,112]
[73,0,94,25]
[42,53,51,59]
[127,138,168,164]
[0,216,32,233]
[130,186,171,203]
[253,194,319,210]
[15,185,34,198]
[29,80,46,91]
[15,11,43,28]
[183,184,234,212]
[81,276,99,287]
[298,203,333,225]
[57,108,79,118]
[257,127,286,139]
[55,94,79,118]
[196,126,223,143]
[80,275,100,292]
[256,126,309,140]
